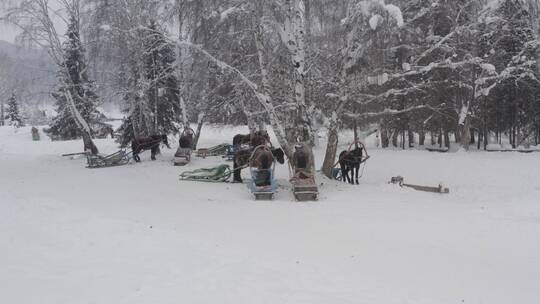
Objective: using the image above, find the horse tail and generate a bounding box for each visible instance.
[338,151,347,165]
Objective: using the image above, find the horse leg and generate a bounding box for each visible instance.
[347,164,354,185]
[339,162,347,183]
[133,150,140,162]
[355,163,360,184]
[345,169,351,184]
[233,161,243,183]
[151,147,156,160]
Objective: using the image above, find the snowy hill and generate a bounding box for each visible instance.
[1,125,540,303]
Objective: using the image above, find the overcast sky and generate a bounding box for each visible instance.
[0,23,20,43]
[0,1,65,45]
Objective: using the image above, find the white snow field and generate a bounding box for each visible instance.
[1,125,540,304]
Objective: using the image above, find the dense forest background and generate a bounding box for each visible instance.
[1,0,540,175]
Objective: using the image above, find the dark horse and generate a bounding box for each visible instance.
[234,147,285,183]
[179,128,194,149]
[249,146,278,186]
[233,131,270,147]
[292,144,310,172]
[131,135,170,162]
[232,133,285,183]
[338,144,365,185]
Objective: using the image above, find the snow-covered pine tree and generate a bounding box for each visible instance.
[6,92,23,127]
[117,21,180,145]
[116,65,149,147]
[478,0,539,148]
[47,16,101,140]
[143,21,180,136]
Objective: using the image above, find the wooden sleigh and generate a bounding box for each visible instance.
[174,128,194,166]
[290,143,319,201]
[173,147,192,166]
[290,170,319,201]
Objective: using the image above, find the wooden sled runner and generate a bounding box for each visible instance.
[248,167,277,200]
[86,149,131,169]
[290,143,318,201]
[389,176,449,194]
[174,128,195,166]
[291,171,318,201]
[248,145,278,200]
[174,147,192,166]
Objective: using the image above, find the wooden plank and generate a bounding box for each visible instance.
[402,183,449,194]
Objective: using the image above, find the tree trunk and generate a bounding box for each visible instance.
[381,128,389,148]
[192,112,205,150]
[512,126,517,149]
[477,129,482,150]
[408,130,415,148]
[179,96,189,127]
[485,129,489,149]
[82,132,98,155]
[536,123,540,145]
[353,120,359,143]
[321,118,339,178]
[281,0,314,145]
[64,89,99,155]
[419,129,425,146]
[0,102,4,126]
[252,11,293,158]
[392,130,399,147]
[321,92,348,178]
[459,116,471,150]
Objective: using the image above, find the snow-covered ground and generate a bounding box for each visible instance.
[1,125,540,304]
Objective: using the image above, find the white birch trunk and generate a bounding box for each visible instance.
[279,0,314,145]
[192,111,205,150]
[64,88,98,154]
[251,7,294,157]
[179,96,189,127]
[177,39,293,158]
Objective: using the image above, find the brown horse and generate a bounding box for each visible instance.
[131,135,170,162]
[232,131,273,183]
[233,146,284,183]
[179,128,194,149]
[249,146,276,186]
[233,131,270,147]
[292,144,310,171]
